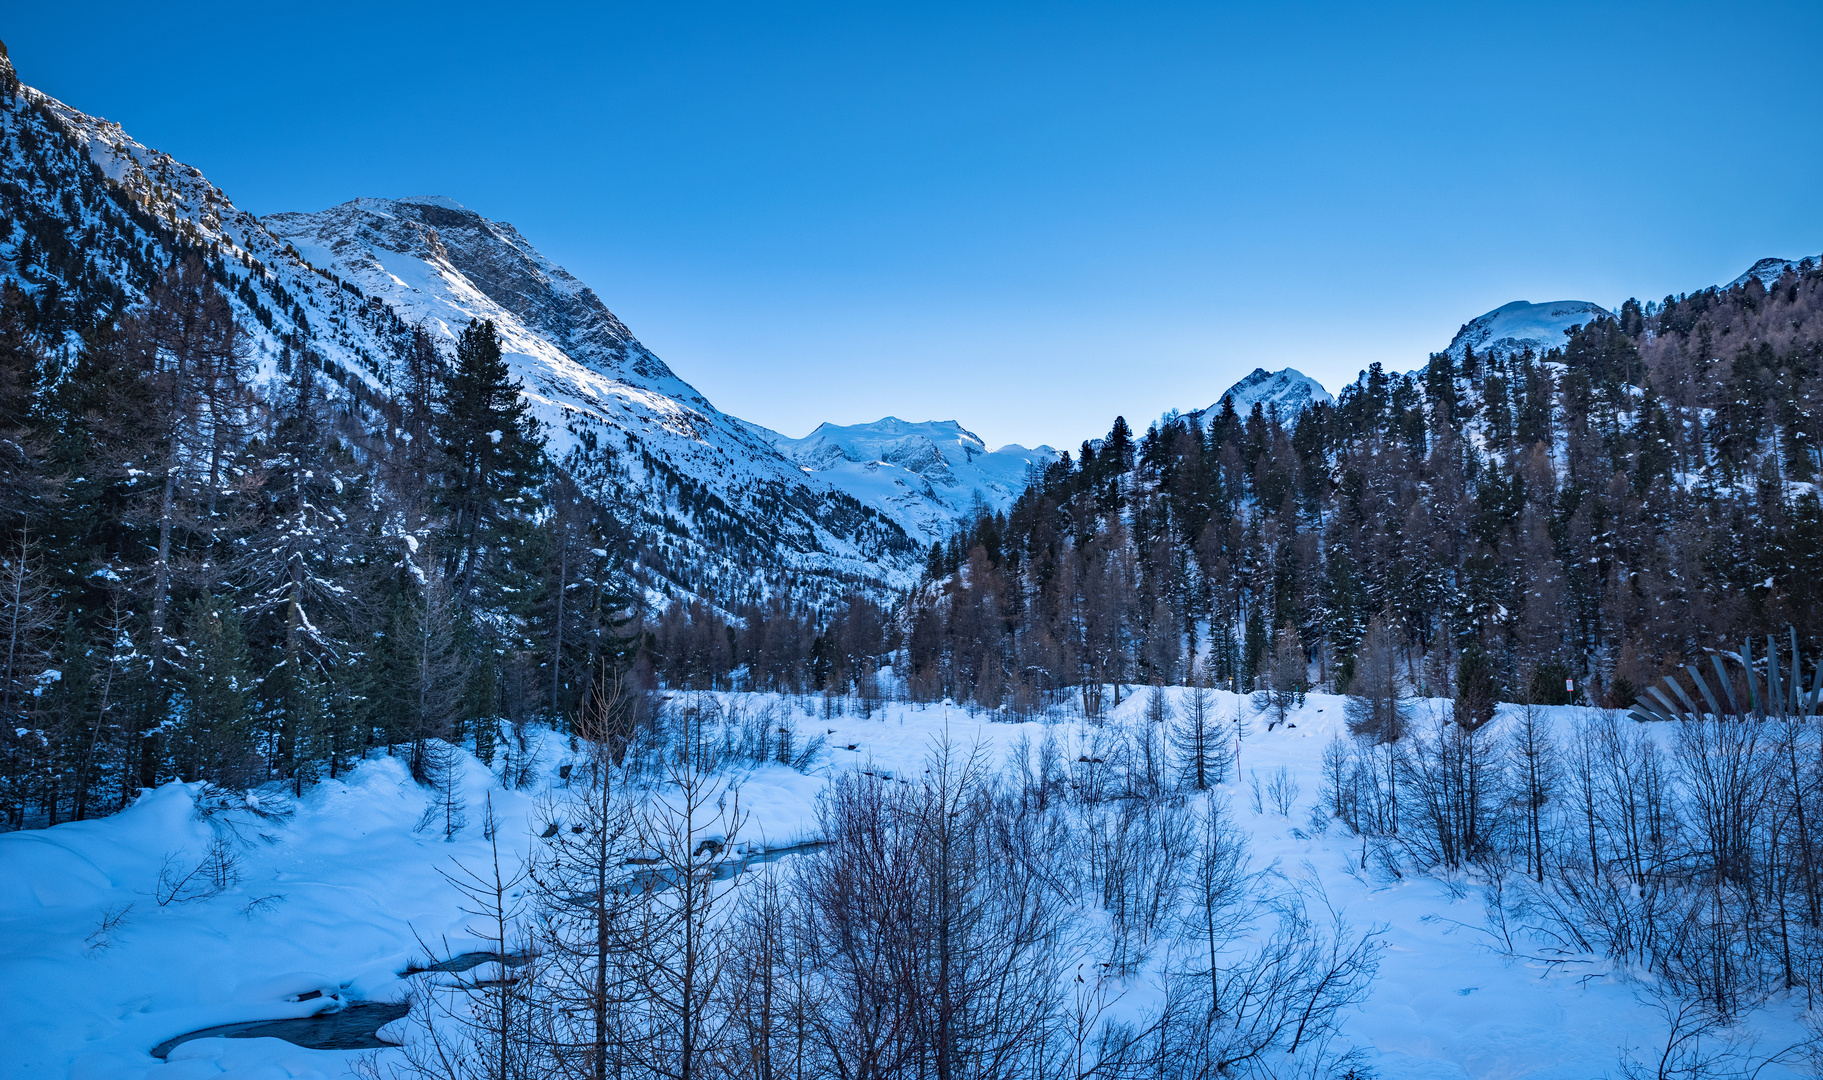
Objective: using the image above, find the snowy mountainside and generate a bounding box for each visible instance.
[0,49,917,603]
[1729,254,1819,289]
[262,197,918,596]
[0,49,408,390]
[1445,298,1612,361]
[262,197,714,428]
[751,417,1057,547]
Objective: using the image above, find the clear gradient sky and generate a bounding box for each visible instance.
[8,3,1822,450]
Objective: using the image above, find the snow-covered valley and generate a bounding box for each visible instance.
[6,693,1813,1080]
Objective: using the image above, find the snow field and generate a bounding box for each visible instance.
[2,692,1814,1079]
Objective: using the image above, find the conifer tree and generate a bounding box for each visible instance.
[439,319,545,602]
[173,592,254,786]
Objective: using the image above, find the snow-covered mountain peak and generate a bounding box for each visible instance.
[265,197,711,420]
[1445,299,1611,361]
[753,417,1057,546]
[1213,367,1332,418]
[1728,255,1818,290]
[1183,369,1331,430]
[798,417,986,462]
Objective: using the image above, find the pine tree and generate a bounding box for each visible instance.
[173,592,254,786]
[1453,641,1499,729]
[251,351,361,793]
[438,318,546,602]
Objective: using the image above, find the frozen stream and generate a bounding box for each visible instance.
[148,1001,411,1059]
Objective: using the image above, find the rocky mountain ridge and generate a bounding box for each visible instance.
[0,51,917,606]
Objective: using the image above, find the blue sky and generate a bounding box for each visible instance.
[10,3,1821,449]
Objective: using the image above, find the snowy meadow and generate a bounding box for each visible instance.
[7,690,1822,1080]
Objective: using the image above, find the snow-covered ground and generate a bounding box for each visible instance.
[3,692,1813,1079]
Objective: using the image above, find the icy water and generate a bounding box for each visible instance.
[149,1001,411,1059]
[154,949,540,1057]
[408,950,532,974]
[623,838,830,891]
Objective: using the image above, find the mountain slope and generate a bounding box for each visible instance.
[0,51,916,605]
[751,417,1056,547]
[262,197,917,598]
[0,47,407,391]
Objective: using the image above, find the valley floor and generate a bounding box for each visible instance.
[2,691,1815,1079]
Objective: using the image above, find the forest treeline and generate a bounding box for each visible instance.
[0,262,657,828]
[646,262,1823,719]
[863,262,1823,716]
[6,196,1823,832]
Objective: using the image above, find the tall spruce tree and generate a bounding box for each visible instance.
[438,318,546,603]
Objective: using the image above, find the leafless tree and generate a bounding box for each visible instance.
[1172,670,1228,790]
[1398,707,1502,871]
[626,703,747,1080]
[0,527,51,724]
[1510,698,1558,882]
[1155,866,1380,1079]
[367,795,540,1080]
[794,738,1067,1079]
[531,673,642,1080]
[1254,625,1306,731]
[405,563,472,784]
[1346,614,1409,834]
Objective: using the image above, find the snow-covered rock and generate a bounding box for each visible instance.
[1445,299,1611,361]
[1728,255,1819,290]
[750,417,1056,547]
